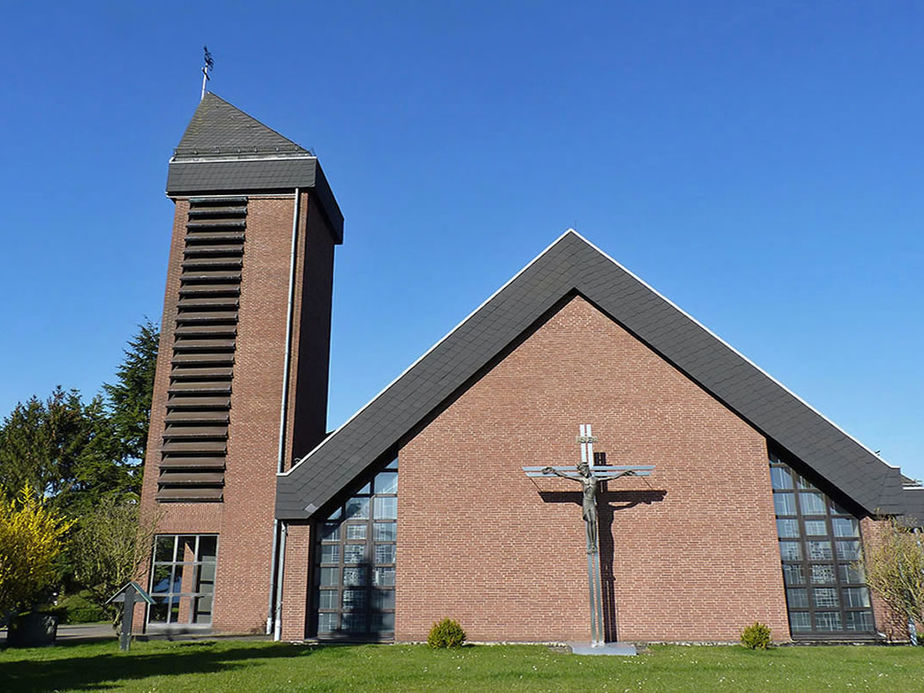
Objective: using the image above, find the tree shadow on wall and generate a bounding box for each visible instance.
[538,488,667,642]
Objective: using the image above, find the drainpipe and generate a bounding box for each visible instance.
[273,522,288,641]
[266,188,301,636]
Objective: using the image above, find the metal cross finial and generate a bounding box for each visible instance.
[201,46,214,101]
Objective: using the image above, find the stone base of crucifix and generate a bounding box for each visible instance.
[523,424,653,652]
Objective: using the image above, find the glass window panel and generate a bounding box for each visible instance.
[789,612,811,632]
[372,612,395,631]
[342,589,367,610]
[774,493,796,516]
[178,536,197,562]
[321,544,340,564]
[345,497,370,520]
[373,567,396,587]
[147,534,219,628]
[770,467,793,490]
[342,613,367,633]
[385,458,398,470]
[780,541,802,562]
[154,536,176,563]
[776,519,800,538]
[836,540,862,561]
[375,522,397,541]
[375,544,396,565]
[799,492,826,515]
[797,475,817,491]
[198,536,218,562]
[807,541,833,561]
[811,565,835,585]
[803,520,827,536]
[317,612,338,632]
[342,567,366,586]
[372,590,395,610]
[374,497,397,520]
[149,597,169,623]
[193,596,212,624]
[830,502,851,516]
[832,518,859,537]
[813,588,839,608]
[843,587,871,608]
[782,563,805,585]
[327,507,342,521]
[196,566,215,593]
[375,472,398,495]
[786,588,809,608]
[839,564,865,584]
[356,483,371,496]
[321,523,341,541]
[319,567,339,586]
[151,564,172,593]
[172,564,184,593]
[344,544,365,564]
[814,612,842,631]
[319,590,338,610]
[346,525,367,540]
[197,562,216,584]
[845,611,874,631]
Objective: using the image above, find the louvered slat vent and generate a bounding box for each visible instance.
[157,197,246,502]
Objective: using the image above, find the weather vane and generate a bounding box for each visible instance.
[201,46,214,101]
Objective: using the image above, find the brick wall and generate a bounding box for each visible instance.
[279,522,311,640]
[396,295,790,642]
[137,194,330,634]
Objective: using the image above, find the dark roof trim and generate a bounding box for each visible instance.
[276,230,905,519]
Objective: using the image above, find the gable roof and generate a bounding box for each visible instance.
[166,93,343,241]
[276,230,905,519]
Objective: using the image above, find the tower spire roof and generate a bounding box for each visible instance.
[173,92,310,161]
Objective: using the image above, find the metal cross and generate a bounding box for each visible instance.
[523,425,654,647]
[201,46,214,101]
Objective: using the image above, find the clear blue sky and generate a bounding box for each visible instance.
[1,2,921,480]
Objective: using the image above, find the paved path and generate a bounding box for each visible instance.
[56,623,116,642]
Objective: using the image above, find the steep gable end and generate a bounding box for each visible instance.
[276,231,903,518]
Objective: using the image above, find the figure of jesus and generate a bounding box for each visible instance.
[541,461,599,553]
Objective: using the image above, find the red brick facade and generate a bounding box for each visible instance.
[396,295,790,642]
[137,192,334,634]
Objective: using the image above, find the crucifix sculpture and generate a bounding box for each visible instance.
[523,424,654,646]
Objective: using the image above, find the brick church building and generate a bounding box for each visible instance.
[137,93,923,644]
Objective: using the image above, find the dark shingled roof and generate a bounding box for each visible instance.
[173,92,308,159]
[276,230,905,519]
[167,93,343,242]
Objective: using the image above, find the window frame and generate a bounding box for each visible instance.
[769,452,875,639]
[313,458,398,641]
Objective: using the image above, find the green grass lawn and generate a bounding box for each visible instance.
[1,640,922,692]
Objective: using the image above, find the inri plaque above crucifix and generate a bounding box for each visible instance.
[523,425,654,647]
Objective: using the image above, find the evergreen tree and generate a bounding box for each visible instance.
[0,387,90,499]
[103,318,159,463]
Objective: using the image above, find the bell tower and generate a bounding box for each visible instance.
[138,93,343,633]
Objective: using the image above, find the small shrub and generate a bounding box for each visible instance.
[741,622,772,650]
[428,618,466,648]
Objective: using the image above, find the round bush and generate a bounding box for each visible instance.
[427,618,466,648]
[740,622,772,650]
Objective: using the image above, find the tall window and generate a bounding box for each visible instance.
[148,534,218,627]
[315,459,397,639]
[769,453,875,637]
